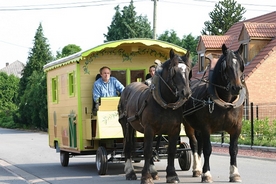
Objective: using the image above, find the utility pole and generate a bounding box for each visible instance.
[152,0,158,39]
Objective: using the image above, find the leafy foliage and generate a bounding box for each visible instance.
[211,118,276,147]
[158,30,199,66]
[0,72,20,128]
[56,44,81,59]
[104,0,153,42]
[201,0,246,35]
[15,23,53,130]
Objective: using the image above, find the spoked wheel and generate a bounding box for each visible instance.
[60,150,69,167]
[178,142,192,171]
[96,146,108,175]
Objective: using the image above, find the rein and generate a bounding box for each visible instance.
[154,71,178,97]
[151,68,188,110]
[189,56,246,111]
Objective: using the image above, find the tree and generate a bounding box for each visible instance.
[181,34,199,66]
[0,72,19,128]
[201,0,246,35]
[104,0,152,42]
[157,30,181,46]
[56,44,81,59]
[15,22,53,129]
[158,30,199,66]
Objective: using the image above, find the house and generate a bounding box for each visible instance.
[0,60,25,78]
[195,11,276,120]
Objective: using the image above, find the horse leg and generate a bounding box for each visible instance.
[149,157,159,180]
[166,134,180,183]
[122,121,137,180]
[141,128,154,184]
[184,123,202,177]
[229,132,242,182]
[201,132,213,183]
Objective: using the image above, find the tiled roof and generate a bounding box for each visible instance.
[194,11,276,81]
[200,35,233,49]
[0,60,25,78]
[216,11,276,50]
[243,22,276,38]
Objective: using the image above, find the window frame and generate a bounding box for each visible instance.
[68,71,75,97]
[51,76,58,103]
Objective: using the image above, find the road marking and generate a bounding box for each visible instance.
[0,159,50,184]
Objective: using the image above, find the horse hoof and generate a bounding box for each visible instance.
[166,175,180,183]
[202,173,213,183]
[192,170,202,177]
[201,177,213,183]
[141,178,153,184]
[126,170,137,180]
[151,173,159,180]
[229,175,242,182]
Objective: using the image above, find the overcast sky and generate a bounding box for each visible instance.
[0,0,275,69]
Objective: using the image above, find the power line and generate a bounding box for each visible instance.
[0,40,30,49]
[0,0,148,11]
[0,0,275,12]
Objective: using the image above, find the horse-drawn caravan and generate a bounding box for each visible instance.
[43,38,192,176]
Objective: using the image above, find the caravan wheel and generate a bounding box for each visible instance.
[178,142,192,171]
[96,146,108,175]
[60,151,69,167]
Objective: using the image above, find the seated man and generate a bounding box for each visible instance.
[145,65,156,86]
[92,66,125,115]
[145,65,156,80]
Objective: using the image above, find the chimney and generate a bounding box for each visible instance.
[6,63,9,67]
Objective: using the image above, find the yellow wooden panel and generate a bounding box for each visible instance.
[99,97,120,111]
[85,119,92,140]
[96,111,123,139]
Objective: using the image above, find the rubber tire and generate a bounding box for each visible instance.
[96,146,108,175]
[178,142,192,171]
[60,151,69,167]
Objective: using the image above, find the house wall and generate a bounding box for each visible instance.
[246,50,276,105]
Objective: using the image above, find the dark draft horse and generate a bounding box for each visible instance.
[118,49,192,184]
[183,44,247,183]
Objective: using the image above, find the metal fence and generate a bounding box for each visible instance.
[212,102,276,147]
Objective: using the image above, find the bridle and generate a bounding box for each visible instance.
[151,57,190,110]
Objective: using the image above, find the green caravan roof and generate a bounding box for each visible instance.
[43,38,187,71]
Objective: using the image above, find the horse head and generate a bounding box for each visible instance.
[152,49,192,109]
[208,44,246,108]
[220,44,244,96]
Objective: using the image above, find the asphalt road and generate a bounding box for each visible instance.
[0,128,276,184]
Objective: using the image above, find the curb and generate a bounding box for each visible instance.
[212,142,276,153]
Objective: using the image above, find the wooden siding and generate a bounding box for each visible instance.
[47,43,180,152]
[47,63,78,149]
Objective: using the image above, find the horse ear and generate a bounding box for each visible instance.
[189,70,192,80]
[169,49,175,59]
[238,44,243,55]
[185,50,190,59]
[154,59,162,66]
[222,44,228,56]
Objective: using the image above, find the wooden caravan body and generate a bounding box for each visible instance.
[44,38,187,155]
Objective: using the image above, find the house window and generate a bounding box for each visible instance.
[68,72,75,96]
[52,76,58,103]
[110,69,146,86]
[242,44,248,64]
[130,70,145,83]
[111,70,127,86]
[199,54,205,72]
